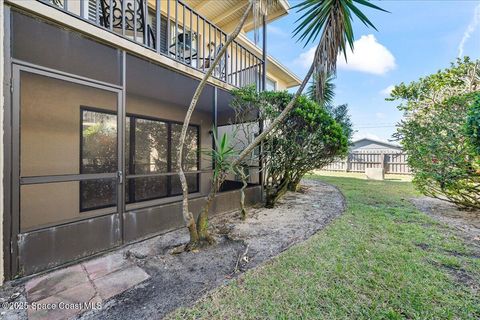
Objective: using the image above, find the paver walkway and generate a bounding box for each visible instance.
[24,254,149,320]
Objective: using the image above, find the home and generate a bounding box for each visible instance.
[0,0,301,281]
[351,137,403,153]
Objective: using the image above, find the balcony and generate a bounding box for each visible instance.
[36,0,265,89]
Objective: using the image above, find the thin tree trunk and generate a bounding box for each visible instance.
[232,62,315,168]
[176,2,254,246]
[239,169,248,220]
[195,175,223,246]
[266,176,290,208]
[287,178,301,192]
[198,62,316,218]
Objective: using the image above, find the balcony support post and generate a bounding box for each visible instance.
[212,87,218,170]
[262,14,267,91]
[259,14,267,200]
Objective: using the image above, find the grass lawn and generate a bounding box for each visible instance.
[169,175,480,319]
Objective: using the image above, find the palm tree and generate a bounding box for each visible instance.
[231,0,386,167]
[307,73,336,106]
[176,0,281,249]
[179,0,387,249]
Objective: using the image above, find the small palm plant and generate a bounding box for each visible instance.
[193,129,238,247]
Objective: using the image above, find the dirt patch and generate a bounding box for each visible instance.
[411,197,480,245]
[71,179,344,320]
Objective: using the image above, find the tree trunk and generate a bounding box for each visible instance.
[195,188,216,246]
[266,176,290,208]
[198,62,316,217]
[231,62,315,169]
[239,169,249,220]
[176,2,254,246]
[287,177,302,192]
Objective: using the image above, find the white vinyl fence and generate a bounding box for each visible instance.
[321,151,411,174]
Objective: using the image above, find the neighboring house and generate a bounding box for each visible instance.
[0,0,301,281]
[351,138,403,154]
[322,138,410,174]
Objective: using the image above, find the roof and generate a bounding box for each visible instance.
[183,0,290,32]
[352,138,402,150]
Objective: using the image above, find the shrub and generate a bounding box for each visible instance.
[391,58,480,209]
[229,87,349,207]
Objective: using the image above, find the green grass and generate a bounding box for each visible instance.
[169,175,480,320]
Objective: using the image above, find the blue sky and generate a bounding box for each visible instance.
[257,0,480,142]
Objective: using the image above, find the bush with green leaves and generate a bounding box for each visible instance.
[390,58,480,209]
[230,87,349,207]
[465,94,480,156]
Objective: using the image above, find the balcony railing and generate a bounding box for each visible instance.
[38,0,265,89]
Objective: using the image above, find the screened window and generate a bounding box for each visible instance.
[80,108,117,211]
[80,109,200,211]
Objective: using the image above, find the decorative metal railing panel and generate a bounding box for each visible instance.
[39,0,265,89]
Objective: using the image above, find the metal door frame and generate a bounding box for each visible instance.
[10,61,125,277]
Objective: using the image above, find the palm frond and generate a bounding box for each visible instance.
[307,73,336,106]
[293,0,387,100]
[252,0,281,43]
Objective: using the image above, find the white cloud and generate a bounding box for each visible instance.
[293,35,396,75]
[268,25,288,37]
[293,47,316,69]
[458,4,480,57]
[375,112,386,119]
[338,35,396,75]
[380,85,395,96]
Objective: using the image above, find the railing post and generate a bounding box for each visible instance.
[262,14,267,91]
[156,0,160,52]
[122,0,126,35]
[224,33,228,82]
[167,0,171,53]
[175,0,178,58]
[212,87,218,170]
[109,0,113,31]
[189,8,193,66]
[143,0,148,45]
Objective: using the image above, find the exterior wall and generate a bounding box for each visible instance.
[266,72,289,91]
[6,1,299,91]
[0,0,4,285]
[0,1,301,280]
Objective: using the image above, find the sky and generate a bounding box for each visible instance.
[254,0,480,143]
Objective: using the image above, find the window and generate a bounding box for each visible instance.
[80,109,200,211]
[126,116,169,203]
[266,77,277,91]
[170,123,199,195]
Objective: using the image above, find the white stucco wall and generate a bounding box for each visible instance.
[0,0,5,285]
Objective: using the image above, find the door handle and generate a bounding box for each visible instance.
[117,171,123,184]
